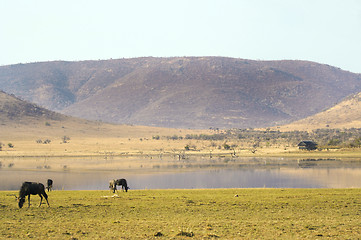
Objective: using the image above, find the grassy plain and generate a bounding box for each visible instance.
[1,189,360,239]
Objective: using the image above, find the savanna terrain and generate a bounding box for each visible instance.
[1,76,361,239]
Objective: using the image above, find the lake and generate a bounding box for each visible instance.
[1,157,361,190]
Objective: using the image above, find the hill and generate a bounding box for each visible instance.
[0,90,190,141]
[0,90,65,125]
[275,92,361,131]
[0,57,360,129]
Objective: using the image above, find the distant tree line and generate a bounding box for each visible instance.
[162,128,361,149]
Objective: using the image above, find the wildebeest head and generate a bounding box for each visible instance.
[18,183,29,208]
[109,180,115,190]
[18,197,25,208]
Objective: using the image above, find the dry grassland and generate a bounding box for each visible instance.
[2,117,361,162]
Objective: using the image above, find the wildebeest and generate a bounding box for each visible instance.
[109,178,129,193]
[18,182,50,208]
[46,179,53,192]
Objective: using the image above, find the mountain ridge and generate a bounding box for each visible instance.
[0,57,360,129]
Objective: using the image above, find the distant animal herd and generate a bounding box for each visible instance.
[16,178,129,208]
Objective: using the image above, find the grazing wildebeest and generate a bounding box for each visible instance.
[46,179,53,192]
[18,182,50,208]
[109,179,129,193]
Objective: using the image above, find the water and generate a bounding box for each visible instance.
[1,157,361,190]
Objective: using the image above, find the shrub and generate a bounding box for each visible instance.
[167,135,183,140]
[223,143,231,150]
[62,136,70,143]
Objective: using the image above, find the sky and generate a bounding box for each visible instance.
[1,0,361,73]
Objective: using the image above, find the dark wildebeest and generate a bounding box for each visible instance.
[46,179,53,192]
[18,182,50,208]
[109,179,129,193]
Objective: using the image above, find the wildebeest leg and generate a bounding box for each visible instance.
[28,195,31,208]
[43,192,50,207]
[38,194,43,207]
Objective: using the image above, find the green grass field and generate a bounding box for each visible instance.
[1,189,360,239]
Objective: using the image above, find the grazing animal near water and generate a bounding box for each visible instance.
[18,182,50,208]
[109,178,129,193]
[46,179,53,192]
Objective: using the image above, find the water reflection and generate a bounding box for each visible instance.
[0,157,361,190]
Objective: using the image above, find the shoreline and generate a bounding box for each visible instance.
[1,148,361,159]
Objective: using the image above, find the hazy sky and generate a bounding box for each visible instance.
[1,0,361,73]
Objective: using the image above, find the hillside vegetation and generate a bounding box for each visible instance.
[1,57,360,129]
